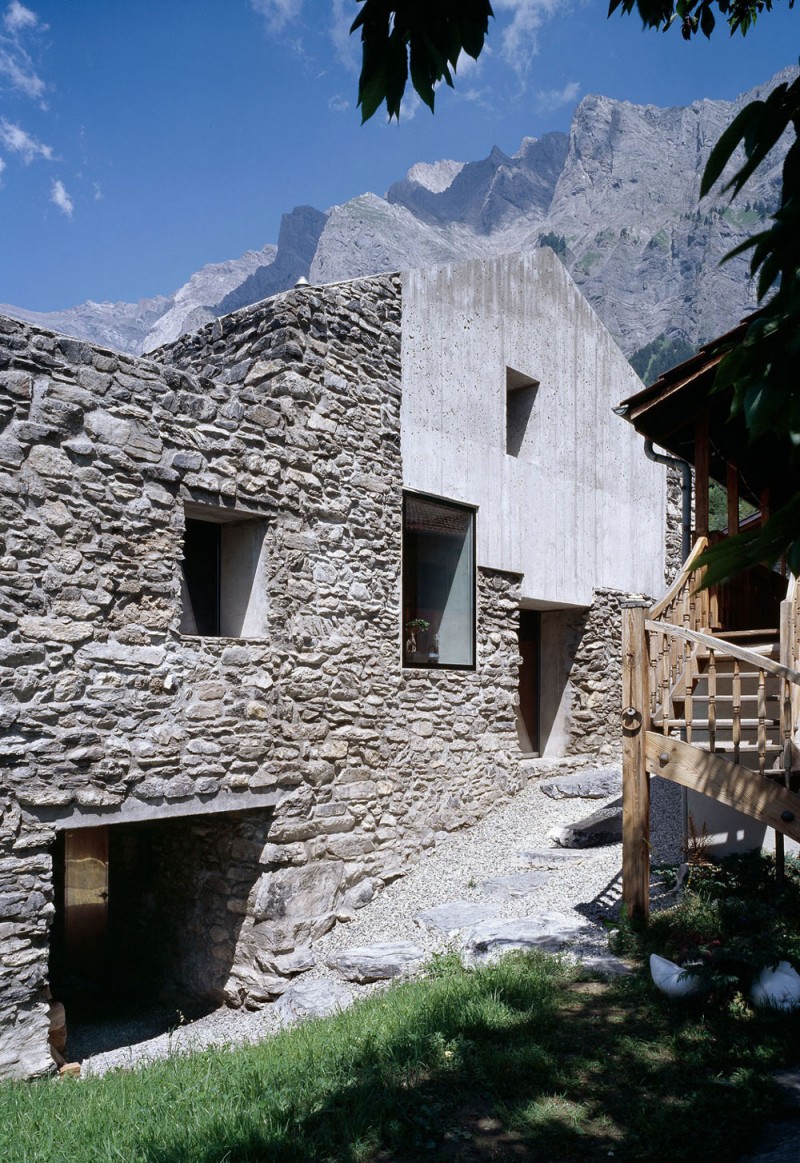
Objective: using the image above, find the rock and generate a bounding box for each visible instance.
[460,913,595,965]
[415,900,499,935]
[576,953,632,977]
[327,942,425,983]
[539,767,621,800]
[516,848,585,868]
[478,872,550,900]
[274,979,354,1026]
[548,798,623,848]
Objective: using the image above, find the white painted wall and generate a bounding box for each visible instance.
[400,251,665,605]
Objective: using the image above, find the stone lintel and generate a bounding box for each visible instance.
[27,790,281,831]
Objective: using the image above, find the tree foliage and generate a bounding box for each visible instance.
[609,1,800,581]
[608,0,790,41]
[351,0,493,121]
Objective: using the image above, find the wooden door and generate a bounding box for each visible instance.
[518,610,540,754]
[63,826,109,986]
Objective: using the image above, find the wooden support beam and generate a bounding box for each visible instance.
[727,460,739,537]
[695,410,710,539]
[622,603,650,924]
[645,733,800,845]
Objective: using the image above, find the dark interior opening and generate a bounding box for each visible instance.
[48,810,270,1063]
[182,518,221,635]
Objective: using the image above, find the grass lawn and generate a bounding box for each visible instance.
[1,935,799,1163]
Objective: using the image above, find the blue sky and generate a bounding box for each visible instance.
[0,0,796,311]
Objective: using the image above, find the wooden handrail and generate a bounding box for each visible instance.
[645,620,800,686]
[649,536,709,621]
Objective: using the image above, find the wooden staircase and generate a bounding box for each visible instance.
[621,541,800,921]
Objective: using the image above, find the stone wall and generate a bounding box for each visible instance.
[0,280,527,1076]
[560,588,646,759]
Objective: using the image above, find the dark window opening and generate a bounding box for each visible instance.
[179,505,267,638]
[506,367,539,458]
[402,493,475,669]
[182,519,221,635]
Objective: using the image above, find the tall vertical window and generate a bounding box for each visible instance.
[506,367,539,458]
[402,494,475,669]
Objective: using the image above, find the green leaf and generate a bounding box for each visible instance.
[701,104,761,197]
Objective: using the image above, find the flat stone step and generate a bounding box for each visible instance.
[575,953,632,977]
[460,912,595,965]
[416,900,500,935]
[327,942,426,983]
[539,767,621,801]
[478,871,550,899]
[274,979,354,1026]
[516,848,586,868]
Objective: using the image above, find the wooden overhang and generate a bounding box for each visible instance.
[617,323,795,510]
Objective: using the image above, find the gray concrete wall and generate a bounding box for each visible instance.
[400,251,665,607]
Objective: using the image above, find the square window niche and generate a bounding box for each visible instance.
[179,503,268,638]
[506,367,539,458]
[402,493,476,669]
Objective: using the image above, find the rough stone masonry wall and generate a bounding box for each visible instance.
[0,278,524,1078]
[562,587,647,759]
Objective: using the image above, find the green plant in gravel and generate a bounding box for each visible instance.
[621,852,800,998]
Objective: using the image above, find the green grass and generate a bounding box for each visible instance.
[2,933,800,1162]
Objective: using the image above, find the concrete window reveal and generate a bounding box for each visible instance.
[506,367,539,458]
[179,503,268,638]
[402,493,476,669]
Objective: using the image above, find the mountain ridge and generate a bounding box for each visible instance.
[2,67,795,362]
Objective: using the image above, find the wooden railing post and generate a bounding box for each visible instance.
[622,601,651,924]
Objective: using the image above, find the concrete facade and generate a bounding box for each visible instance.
[401,252,664,606]
[0,253,664,1078]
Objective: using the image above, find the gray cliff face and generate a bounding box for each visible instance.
[3,69,794,358]
[0,295,171,354]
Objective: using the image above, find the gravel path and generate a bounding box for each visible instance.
[80,758,682,1077]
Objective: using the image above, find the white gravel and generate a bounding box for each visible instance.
[81,757,683,1077]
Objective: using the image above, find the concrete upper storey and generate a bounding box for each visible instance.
[400,250,665,606]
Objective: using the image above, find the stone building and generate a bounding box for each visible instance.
[0,250,664,1078]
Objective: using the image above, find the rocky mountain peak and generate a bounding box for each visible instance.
[2,67,795,363]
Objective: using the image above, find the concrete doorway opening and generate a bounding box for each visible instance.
[49,808,269,1062]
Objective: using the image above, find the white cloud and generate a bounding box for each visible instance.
[534,80,580,112]
[494,0,562,79]
[50,177,72,216]
[249,0,304,32]
[328,93,349,113]
[0,1,44,99]
[0,154,5,180]
[4,2,37,33]
[330,0,359,71]
[0,118,52,162]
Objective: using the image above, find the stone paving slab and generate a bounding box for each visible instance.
[516,848,586,868]
[478,871,550,899]
[460,913,595,965]
[539,767,621,800]
[415,901,500,934]
[274,979,354,1026]
[327,942,426,983]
